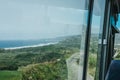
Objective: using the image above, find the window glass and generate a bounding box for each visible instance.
[114,14,120,59]
[114,33,120,59]
[116,14,120,30]
[87,15,100,80]
[0,0,89,80]
[87,0,106,80]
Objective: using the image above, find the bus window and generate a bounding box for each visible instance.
[116,14,120,30]
[0,0,90,80]
[114,14,120,59]
[86,0,106,80]
[114,14,120,54]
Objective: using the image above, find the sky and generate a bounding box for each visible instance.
[0,0,100,40]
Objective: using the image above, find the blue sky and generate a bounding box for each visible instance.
[0,0,99,40]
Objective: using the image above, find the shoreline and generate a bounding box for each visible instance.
[115,44,120,45]
[4,42,58,50]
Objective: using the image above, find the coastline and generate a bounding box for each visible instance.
[115,44,120,45]
[4,42,58,50]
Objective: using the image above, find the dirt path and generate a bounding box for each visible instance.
[66,53,93,80]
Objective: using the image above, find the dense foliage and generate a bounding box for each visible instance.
[0,35,99,80]
[0,36,79,80]
[20,59,67,80]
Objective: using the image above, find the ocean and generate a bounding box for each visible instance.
[0,39,58,49]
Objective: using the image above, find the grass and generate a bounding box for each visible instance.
[88,53,97,77]
[0,71,22,80]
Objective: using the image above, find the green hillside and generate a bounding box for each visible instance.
[0,71,22,80]
[0,35,97,80]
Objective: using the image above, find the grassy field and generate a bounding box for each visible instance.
[0,71,22,80]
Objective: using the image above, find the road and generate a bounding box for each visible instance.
[66,53,93,80]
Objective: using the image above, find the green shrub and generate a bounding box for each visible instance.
[20,59,67,80]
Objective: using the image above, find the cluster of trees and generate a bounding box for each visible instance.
[20,59,67,80]
[0,46,65,70]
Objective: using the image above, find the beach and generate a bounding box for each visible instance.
[4,42,58,50]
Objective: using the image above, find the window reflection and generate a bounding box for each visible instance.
[87,0,106,80]
[0,0,89,80]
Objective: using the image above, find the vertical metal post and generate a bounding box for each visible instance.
[82,0,94,80]
[99,0,111,80]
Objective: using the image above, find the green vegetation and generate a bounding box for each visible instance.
[88,35,98,77]
[0,35,98,80]
[19,59,67,80]
[0,35,80,80]
[0,71,22,80]
[88,53,97,77]
[114,34,120,59]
